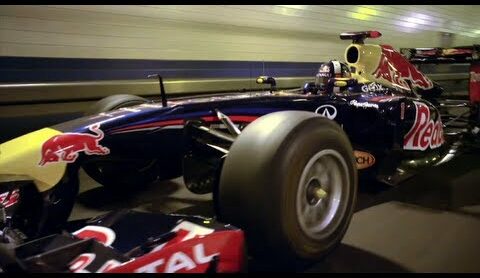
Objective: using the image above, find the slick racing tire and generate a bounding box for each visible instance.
[217,111,357,262]
[82,94,182,190]
[84,94,149,117]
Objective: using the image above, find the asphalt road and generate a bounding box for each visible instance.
[71,150,480,273]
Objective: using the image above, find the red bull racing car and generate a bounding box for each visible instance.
[400,45,480,63]
[0,31,479,272]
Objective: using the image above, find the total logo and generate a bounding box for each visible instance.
[133,243,219,273]
[69,222,222,273]
[404,101,444,151]
[315,105,337,120]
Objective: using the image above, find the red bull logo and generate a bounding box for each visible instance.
[373,45,433,91]
[39,124,110,166]
[404,101,444,151]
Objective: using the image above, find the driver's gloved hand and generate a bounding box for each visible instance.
[303,82,319,94]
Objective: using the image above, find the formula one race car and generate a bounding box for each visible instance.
[400,45,480,63]
[0,31,478,269]
[0,210,245,273]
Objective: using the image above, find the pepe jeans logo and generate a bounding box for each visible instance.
[349,100,379,109]
[315,105,337,120]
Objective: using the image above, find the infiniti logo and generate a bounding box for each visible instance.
[315,105,337,120]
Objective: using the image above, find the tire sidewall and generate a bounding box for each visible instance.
[218,112,357,261]
[85,94,148,116]
[276,119,357,259]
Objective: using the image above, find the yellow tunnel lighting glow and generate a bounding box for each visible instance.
[280,5,307,9]
[350,12,370,21]
[273,6,299,16]
[357,7,378,16]
[474,30,480,34]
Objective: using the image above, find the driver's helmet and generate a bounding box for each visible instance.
[315,60,351,91]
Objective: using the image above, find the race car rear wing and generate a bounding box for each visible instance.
[339,31,382,44]
[401,45,480,64]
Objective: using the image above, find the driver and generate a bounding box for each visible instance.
[315,60,352,93]
[302,60,353,94]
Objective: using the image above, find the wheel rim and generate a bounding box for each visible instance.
[296,149,350,240]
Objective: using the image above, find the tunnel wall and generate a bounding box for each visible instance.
[1,6,478,71]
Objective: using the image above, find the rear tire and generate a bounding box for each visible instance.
[84,94,148,116]
[217,111,357,261]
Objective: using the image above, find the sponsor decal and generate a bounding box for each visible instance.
[349,99,379,109]
[150,221,215,253]
[373,45,433,90]
[0,189,20,208]
[361,82,385,93]
[319,64,330,73]
[72,225,116,246]
[134,243,219,273]
[97,260,123,273]
[354,150,376,170]
[130,221,217,273]
[404,101,444,151]
[317,64,331,78]
[69,253,96,273]
[68,225,124,273]
[39,124,110,166]
[315,105,337,120]
[69,255,122,273]
[106,230,244,274]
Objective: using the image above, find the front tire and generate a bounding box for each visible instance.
[217,111,357,261]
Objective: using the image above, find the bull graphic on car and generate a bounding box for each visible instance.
[38,124,110,166]
[373,45,433,90]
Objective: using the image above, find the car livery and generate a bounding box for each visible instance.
[0,31,465,268]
